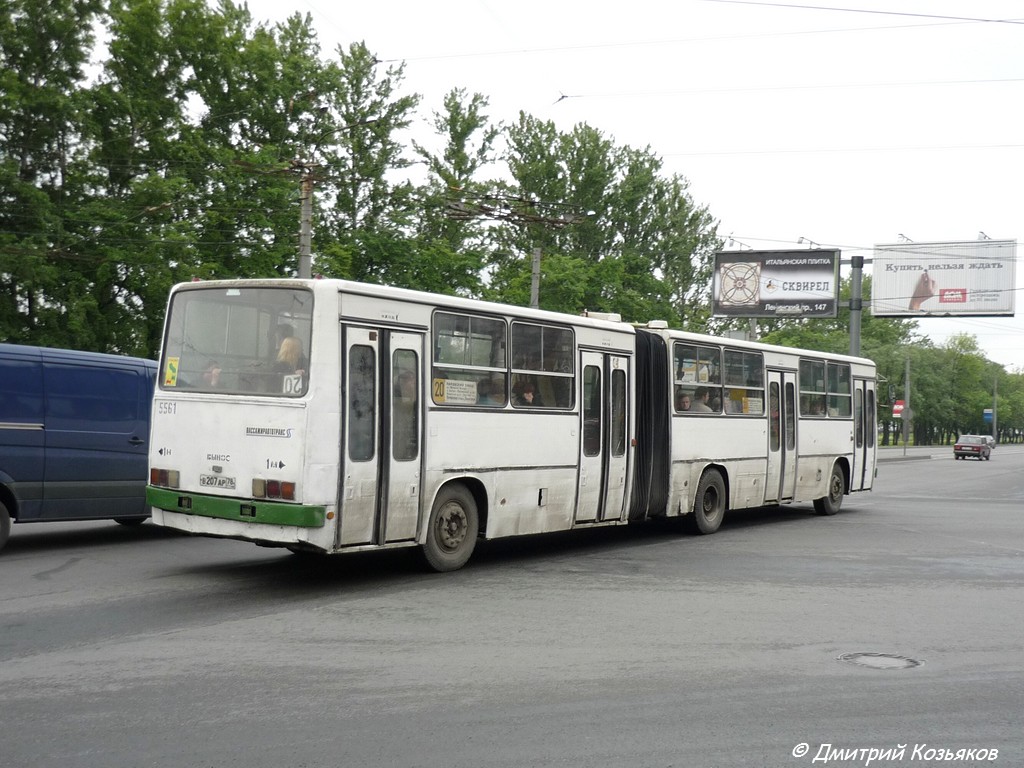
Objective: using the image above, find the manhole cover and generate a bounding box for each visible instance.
[838,652,921,670]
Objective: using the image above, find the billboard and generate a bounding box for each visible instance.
[871,240,1017,317]
[712,249,840,318]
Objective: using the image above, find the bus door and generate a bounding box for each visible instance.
[338,326,423,547]
[764,369,797,504]
[575,351,630,524]
[851,378,876,491]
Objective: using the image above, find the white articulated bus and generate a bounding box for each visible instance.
[147,279,876,570]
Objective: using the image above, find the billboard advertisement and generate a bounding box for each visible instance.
[712,249,840,318]
[871,240,1017,317]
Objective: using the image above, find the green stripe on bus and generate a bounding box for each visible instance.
[146,486,326,528]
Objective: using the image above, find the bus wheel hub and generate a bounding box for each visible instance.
[438,504,467,549]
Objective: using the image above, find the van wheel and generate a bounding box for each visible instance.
[814,464,845,516]
[0,500,11,552]
[114,517,147,526]
[421,485,479,572]
[686,469,726,534]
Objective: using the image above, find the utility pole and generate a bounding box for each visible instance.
[290,117,373,281]
[530,246,541,308]
[849,254,863,357]
[298,165,315,280]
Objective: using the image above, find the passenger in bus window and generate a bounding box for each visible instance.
[395,370,416,402]
[804,395,826,416]
[477,376,507,406]
[689,387,713,413]
[393,371,418,459]
[490,376,507,405]
[676,390,691,411]
[515,380,542,407]
[275,323,294,350]
[269,338,308,395]
[476,378,491,404]
[202,361,222,388]
[275,336,307,377]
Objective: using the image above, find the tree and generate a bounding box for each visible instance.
[0,0,104,346]
[488,113,719,321]
[310,42,419,284]
[410,88,500,296]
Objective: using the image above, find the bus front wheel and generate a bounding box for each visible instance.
[814,464,845,516]
[422,485,479,572]
[687,469,726,535]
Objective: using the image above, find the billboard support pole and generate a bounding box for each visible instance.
[993,375,998,443]
[849,254,863,357]
[903,356,911,457]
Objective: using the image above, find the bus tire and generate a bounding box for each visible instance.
[687,469,726,535]
[814,464,845,516]
[422,485,479,572]
[0,500,11,552]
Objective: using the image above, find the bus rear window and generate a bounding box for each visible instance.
[160,286,313,396]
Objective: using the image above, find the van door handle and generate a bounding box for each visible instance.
[129,436,145,446]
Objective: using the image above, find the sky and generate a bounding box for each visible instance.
[243,0,1023,369]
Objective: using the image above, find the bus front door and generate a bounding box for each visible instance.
[338,327,423,548]
[764,369,797,504]
[851,378,876,491]
[575,351,630,524]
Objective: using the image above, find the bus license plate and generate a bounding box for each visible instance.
[200,474,236,489]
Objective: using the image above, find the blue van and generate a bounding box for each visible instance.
[0,344,157,552]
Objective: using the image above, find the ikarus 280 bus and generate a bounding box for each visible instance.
[147,278,876,571]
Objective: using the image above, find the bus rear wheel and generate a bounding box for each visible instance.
[422,485,479,572]
[687,469,726,535]
[814,464,845,516]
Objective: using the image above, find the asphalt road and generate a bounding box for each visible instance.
[2,446,1023,768]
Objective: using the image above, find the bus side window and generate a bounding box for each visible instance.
[510,321,575,409]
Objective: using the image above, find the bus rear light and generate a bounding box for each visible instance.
[252,478,297,500]
[150,468,180,488]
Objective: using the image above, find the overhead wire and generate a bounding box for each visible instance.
[696,0,1024,26]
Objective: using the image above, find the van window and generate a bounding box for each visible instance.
[44,365,140,428]
[0,359,44,423]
